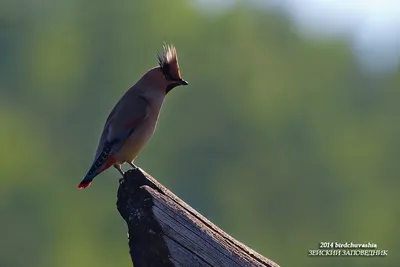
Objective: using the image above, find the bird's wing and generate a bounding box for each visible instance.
[85,94,149,180]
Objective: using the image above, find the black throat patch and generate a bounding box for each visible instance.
[166,83,179,93]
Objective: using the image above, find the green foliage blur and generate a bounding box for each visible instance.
[1,1,399,267]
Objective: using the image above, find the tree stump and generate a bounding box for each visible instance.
[117,168,280,267]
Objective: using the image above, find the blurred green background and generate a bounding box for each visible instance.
[0,1,399,267]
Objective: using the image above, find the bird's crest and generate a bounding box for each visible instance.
[157,44,182,80]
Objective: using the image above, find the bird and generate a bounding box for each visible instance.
[77,44,188,189]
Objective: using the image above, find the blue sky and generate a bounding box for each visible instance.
[195,0,400,73]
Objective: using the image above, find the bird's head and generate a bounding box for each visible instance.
[156,44,188,93]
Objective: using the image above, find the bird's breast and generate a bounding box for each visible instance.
[114,108,161,164]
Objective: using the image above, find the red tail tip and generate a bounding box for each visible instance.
[77,181,92,189]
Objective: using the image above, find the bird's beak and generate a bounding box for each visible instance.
[178,79,188,86]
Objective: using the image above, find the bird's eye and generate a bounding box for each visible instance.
[164,73,173,81]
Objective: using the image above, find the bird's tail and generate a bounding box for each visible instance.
[77,155,116,189]
[77,173,94,189]
[77,179,92,189]
[77,163,99,189]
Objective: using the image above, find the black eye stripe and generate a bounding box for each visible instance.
[165,73,173,80]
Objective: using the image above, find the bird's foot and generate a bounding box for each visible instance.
[128,162,138,170]
[114,164,125,183]
[114,164,124,174]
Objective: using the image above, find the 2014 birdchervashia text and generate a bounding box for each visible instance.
[308,242,388,257]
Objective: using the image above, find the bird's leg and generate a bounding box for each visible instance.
[128,161,138,170]
[114,164,125,182]
[114,164,124,176]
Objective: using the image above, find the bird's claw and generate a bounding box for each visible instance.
[128,162,138,170]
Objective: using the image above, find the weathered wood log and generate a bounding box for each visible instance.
[117,168,280,267]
